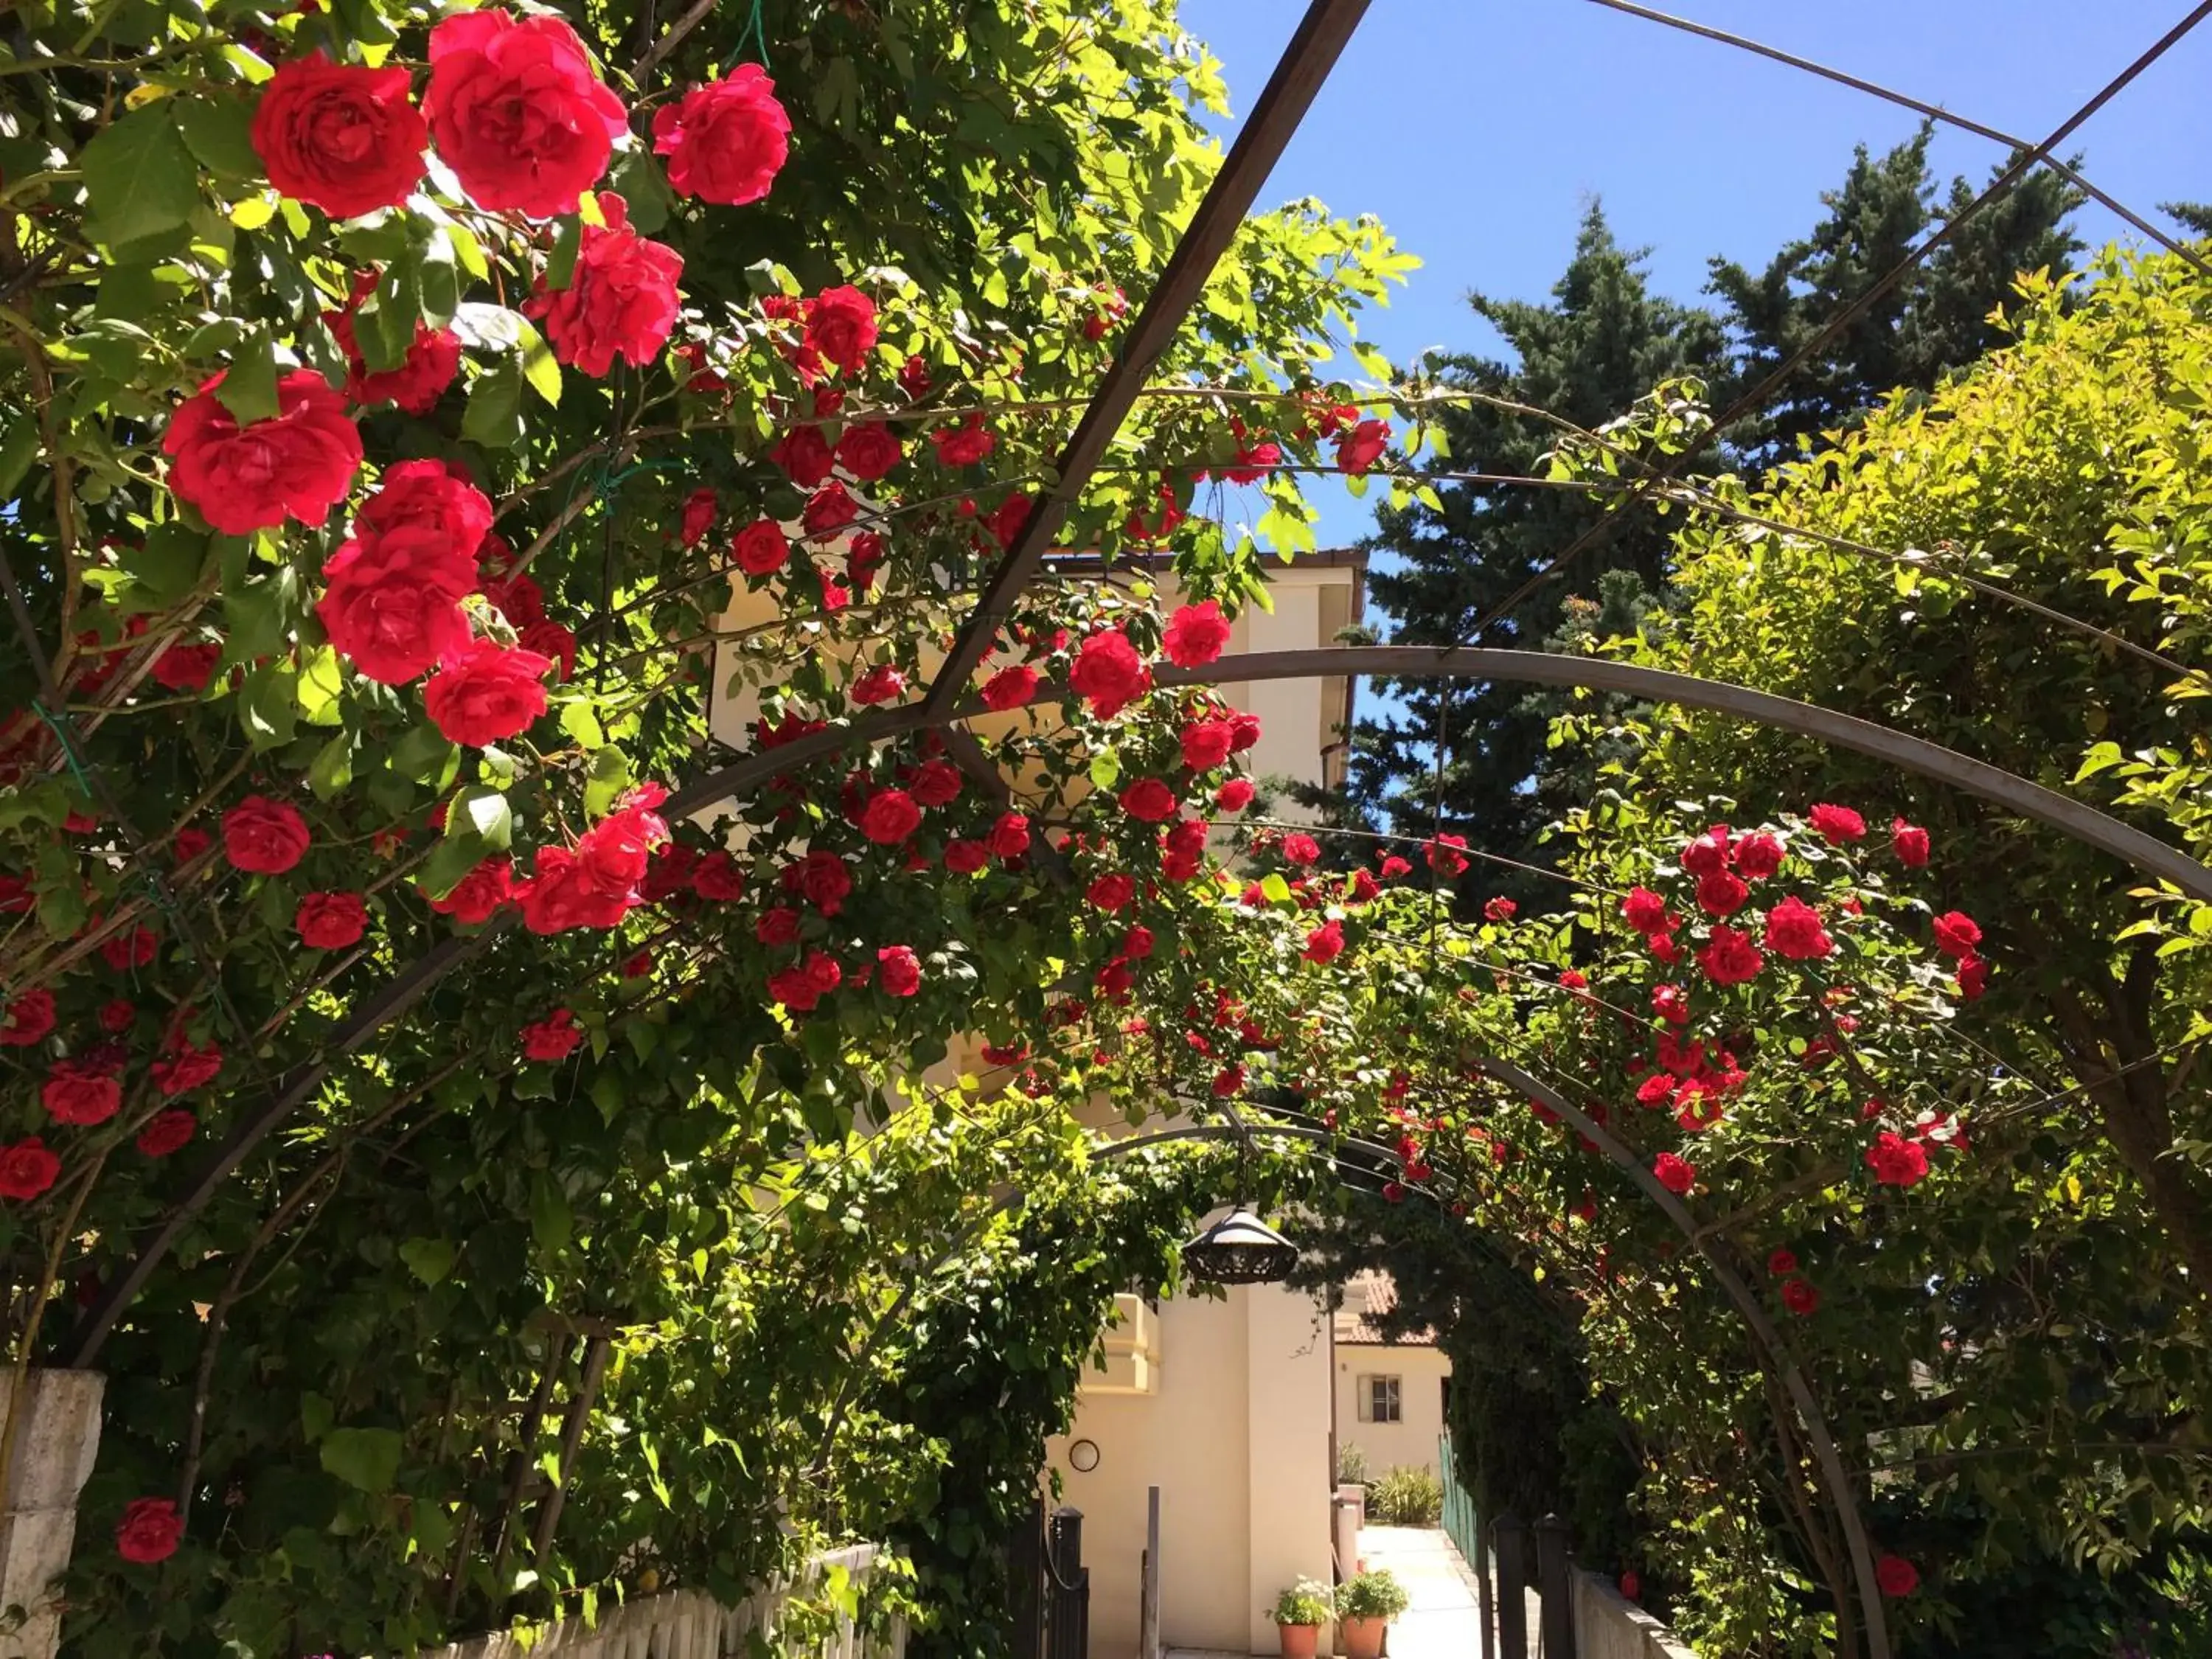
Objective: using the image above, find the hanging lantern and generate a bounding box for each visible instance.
[1181,1206,1299,1285]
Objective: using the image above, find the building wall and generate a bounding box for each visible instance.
[1335,1344,1452,1480]
[1046,1281,1334,1658]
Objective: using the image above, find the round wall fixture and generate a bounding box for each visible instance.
[1068,1439,1101,1472]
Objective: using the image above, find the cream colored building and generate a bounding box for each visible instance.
[1332,1271,1451,1481]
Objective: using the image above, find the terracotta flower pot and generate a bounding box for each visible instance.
[1276,1621,1320,1659]
[1340,1613,1388,1659]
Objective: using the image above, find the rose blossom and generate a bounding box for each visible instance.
[1302,919,1345,964]
[1088,874,1135,912]
[44,1060,122,1126]
[528,193,682,377]
[1891,818,1930,867]
[931,417,995,466]
[908,759,962,807]
[732,518,790,577]
[1762,896,1833,961]
[876,945,922,997]
[1119,779,1178,823]
[1932,911,1982,959]
[650,65,790,206]
[1621,886,1670,933]
[796,850,851,914]
[1697,924,1764,987]
[1807,802,1867,844]
[852,664,906,706]
[680,487,717,547]
[1427,835,1470,877]
[1652,1152,1695,1195]
[223,796,311,874]
[1216,778,1255,812]
[428,856,512,925]
[116,1498,183,1565]
[423,8,627,217]
[521,1008,582,1061]
[0,990,55,1048]
[1695,869,1749,916]
[1733,832,1784,880]
[136,1111,196,1158]
[1781,1278,1820,1315]
[1335,418,1390,474]
[1180,718,1234,771]
[1070,629,1151,717]
[0,1135,60,1199]
[425,641,552,746]
[1874,1556,1919,1598]
[1680,824,1732,876]
[329,307,462,414]
[251,54,428,219]
[295,891,368,950]
[151,1037,223,1097]
[990,812,1031,860]
[804,285,877,375]
[802,481,858,540]
[1162,601,1234,667]
[858,789,922,845]
[164,370,361,535]
[836,423,903,481]
[1865,1130,1930,1187]
[944,839,989,874]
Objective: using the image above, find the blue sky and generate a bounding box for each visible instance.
[1179,0,2212,557]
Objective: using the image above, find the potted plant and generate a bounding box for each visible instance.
[1337,1568,1409,1659]
[1268,1579,1335,1659]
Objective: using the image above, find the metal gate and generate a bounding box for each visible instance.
[1008,1500,1090,1659]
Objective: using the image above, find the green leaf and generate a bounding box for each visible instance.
[445,219,490,281]
[238,662,299,749]
[82,108,200,249]
[583,745,631,818]
[1088,751,1121,791]
[307,732,355,799]
[559,701,605,747]
[173,95,264,182]
[450,786,513,850]
[299,1393,334,1443]
[215,329,281,425]
[462,358,524,450]
[0,418,40,501]
[120,524,209,602]
[547,215,582,291]
[319,1427,403,1494]
[417,832,486,900]
[397,1237,456,1287]
[517,320,561,408]
[1261,872,1293,905]
[296,644,345,726]
[530,1172,573,1256]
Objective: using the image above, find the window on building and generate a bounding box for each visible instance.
[1357,1374,1402,1424]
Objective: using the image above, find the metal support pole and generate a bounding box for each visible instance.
[1493,1511,1528,1659]
[1537,1512,1577,1659]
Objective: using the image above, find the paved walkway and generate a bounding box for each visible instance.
[1354,1526,1481,1658]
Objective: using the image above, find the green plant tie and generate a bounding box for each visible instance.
[29,697,96,801]
[734,0,770,71]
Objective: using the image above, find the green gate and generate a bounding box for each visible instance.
[1439,1433,1479,1565]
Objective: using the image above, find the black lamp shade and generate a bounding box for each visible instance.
[1181,1207,1299,1284]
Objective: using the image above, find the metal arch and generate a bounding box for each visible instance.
[1470,1053,1892,1659]
[1161,646,2212,902]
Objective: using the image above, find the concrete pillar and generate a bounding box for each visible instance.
[1245,1284,1333,1655]
[0,1369,105,1659]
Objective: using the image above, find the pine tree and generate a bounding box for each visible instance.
[1342,133,2085,900]
[2166,201,2212,237]
[1340,204,1723,891]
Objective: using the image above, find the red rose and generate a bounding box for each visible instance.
[116,1497,182,1565]
[319,536,473,685]
[1427,835,1470,877]
[1088,874,1135,912]
[1119,778,1178,823]
[151,1037,223,1097]
[836,423,903,481]
[518,620,577,684]
[944,839,990,874]
[732,518,790,577]
[908,759,962,807]
[1767,1248,1799,1276]
[1865,1130,1929,1187]
[1281,832,1321,866]
[877,945,922,997]
[164,369,361,535]
[98,1000,136,1035]
[846,664,905,707]
[1652,1152,1695,1196]
[515,846,627,934]
[135,1110,196,1158]
[680,487,717,548]
[150,642,223,692]
[295,890,368,950]
[804,285,877,375]
[424,8,627,217]
[0,989,55,1048]
[1652,983,1689,1025]
[1931,911,1982,959]
[1957,954,1988,1000]
[361,459,493,554]
[1807,802,1866,844]
[428,855,512,925]
[1216,778,1255,812]
[990,812,1031,860]
[1484,896,1517,922]
[1891,818,1930,867]
[44,1060,121,1126]
[223,795,310,874]
[1071,629,1151,717]
[1695,869,1748,917]
[0,1136,60,1199]
[425,641,552,746]
[1733,832,1784,880]
[1621,886,1670,934]
[771,424,834,487]
[1180,719,1234,770]
[1345,867,1380,904]
[650,64,790,206]
[757,906,801,946]
[1680,824,1732,876]
[527,193,681,376]
[521,1008,582,1061]
[802,481,859,540]
[251,54,428,219]
[1163,601,1234,667]
[1874,1556,1919,1599]
[329,308,462,414]
[173,827,212,865]
[1781,1278,1820,1315]
[796,850,851,914]
[930,417,995,467]
[1122,926,1155,961]
[1697,924,1764,987]
[981,664,1040,710]
[858,789,922,844]
[985,492,1032,552]
[770,949,842,1011]
[1335,418,1391,475]
[1762,896,1833,961]
[1302,919,1345,964]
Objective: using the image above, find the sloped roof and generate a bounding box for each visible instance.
[1333,1270,1438,1346]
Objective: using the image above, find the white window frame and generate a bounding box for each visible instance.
[1358,1374,1402,1424]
